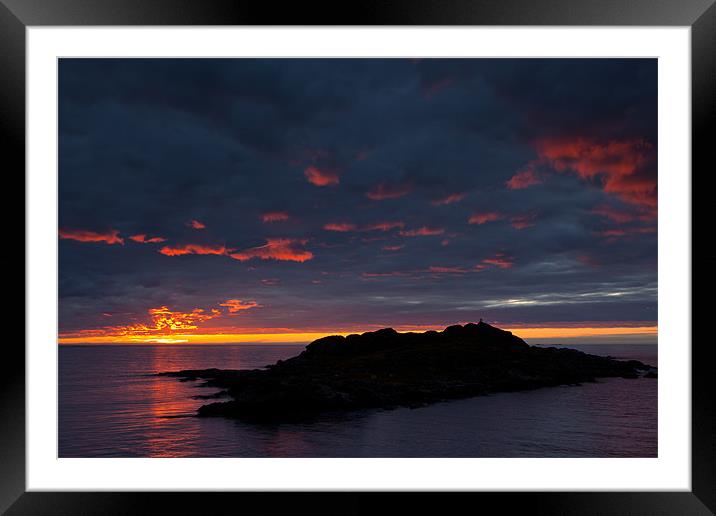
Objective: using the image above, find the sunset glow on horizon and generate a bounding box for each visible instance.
[58,324,658,345]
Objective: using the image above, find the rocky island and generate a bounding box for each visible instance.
[159,322,656,422]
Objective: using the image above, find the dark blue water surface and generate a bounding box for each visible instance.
[59,343,657,457]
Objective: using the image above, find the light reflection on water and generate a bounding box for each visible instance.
[59,343,657,457]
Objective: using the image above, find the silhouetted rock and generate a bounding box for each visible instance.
[159,322,655,422]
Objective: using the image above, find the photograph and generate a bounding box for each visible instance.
[57,57,659,459]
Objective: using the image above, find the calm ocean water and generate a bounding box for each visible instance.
[59,343,657,457]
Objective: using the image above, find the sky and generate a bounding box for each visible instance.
[58,58,657,344]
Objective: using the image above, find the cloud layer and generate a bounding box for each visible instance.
[58,58,657,337]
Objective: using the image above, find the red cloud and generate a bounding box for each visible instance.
[399,226,445,237]
[262,211,290,223]
[129,234,166,244]
[59,229,124,245]
[431,193,466,206]
[324,223,358,232]
[229,238,313,263]
[304,165,340,186]
[159,244,227,256]
[219,299,260,313]
[382,244,405,251]
[468,212,503,225]
[188,220,206,230]
[506,168,542,190]
[366,181,412,200]
[534,137,657,212]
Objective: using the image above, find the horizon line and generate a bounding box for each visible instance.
[57,324,658,345]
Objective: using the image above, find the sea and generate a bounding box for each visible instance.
[58,343,657,457]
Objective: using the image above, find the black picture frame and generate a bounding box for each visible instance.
[3,1,712,514]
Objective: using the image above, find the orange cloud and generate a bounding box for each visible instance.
[129,234,167,244]
[506,168,542,190]
[229,238,313,263]
[219,299,260,313]
[399,226,445,237]
[366,181,412,200]
[262,211,290,223]
[534,137,657,211]
[59,228,124,245]
[304,165,340,186]
[159,244,227,256]
[468,212,503,225]
[431,193,466,206]
[188,220,206,230]
[99,305,223,337]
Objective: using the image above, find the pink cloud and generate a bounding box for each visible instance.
[479,253,514,269]
[324,223,358,232]
[188,220,206,230]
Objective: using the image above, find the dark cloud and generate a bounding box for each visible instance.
[58,58,657,336]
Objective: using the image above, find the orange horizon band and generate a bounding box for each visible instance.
[57,325,658,345]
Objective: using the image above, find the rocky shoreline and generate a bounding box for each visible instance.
[159,322,655,422]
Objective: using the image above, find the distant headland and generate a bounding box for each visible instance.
[159,322,656,422]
